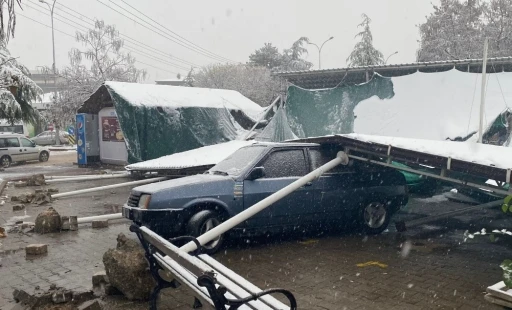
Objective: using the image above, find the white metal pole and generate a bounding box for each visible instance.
[46,173,130,183]
[77,213,123,224]
[180,151,349,253]
[478,38,489,143]
[51,177,166,199]
[243,96,280,140]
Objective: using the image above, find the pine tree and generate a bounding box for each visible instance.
[346,14,384,67]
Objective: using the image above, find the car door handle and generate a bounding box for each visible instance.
[19,149,22,152]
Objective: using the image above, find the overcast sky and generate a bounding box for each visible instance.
[8,0,437,84]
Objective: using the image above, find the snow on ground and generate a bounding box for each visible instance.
[354,69,512,141]
[126,140,256,170]
[105,82,264,119]
[343,133,512,169]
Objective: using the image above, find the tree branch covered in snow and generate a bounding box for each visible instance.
[0,42,42,124]
[248,38,313,71]
[418,0,512,61]
[46,20,146,129]
[347,14,384,67]
[0,0,22,43]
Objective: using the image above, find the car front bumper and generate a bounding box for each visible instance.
[122,205,189,237]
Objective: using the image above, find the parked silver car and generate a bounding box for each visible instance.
[0,133,50,167]
[32,131,70,145]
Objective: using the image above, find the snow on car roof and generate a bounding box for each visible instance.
[104,81,264,119]
[342,133,512,170]
[126,140,258,171]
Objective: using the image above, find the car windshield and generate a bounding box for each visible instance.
[209,145,267,176]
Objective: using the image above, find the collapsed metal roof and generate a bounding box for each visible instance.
[272,56,512,89]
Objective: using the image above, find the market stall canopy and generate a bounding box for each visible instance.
[79,82,264,163]
[285,69,512,144]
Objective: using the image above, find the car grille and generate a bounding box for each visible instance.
[127,193,141,208]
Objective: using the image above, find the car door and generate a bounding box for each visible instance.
[20,137,39,161]
[5,137,23,162]
[243,148,314,230]
[33,132,47,145]
[308,148,357,225]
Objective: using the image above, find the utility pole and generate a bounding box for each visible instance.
[307,37,334,69]
[40,0,60,145]
[478,38,488,144]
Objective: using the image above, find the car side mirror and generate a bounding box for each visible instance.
[247,167,265,180]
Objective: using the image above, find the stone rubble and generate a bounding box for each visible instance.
[12,286,97,309]
[34,207,61,234]
[25,244,48,256]
[91,220,109,229]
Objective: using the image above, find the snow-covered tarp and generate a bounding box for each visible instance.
[102,82,264,163]
[126,140,256,171]
[286,69,512,143]
[341,133,512,170]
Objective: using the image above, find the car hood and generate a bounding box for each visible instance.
[134,174,232,194]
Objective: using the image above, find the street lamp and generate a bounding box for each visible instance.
[307,36,334,69]
[39,0,60,144]
[385,51,398,64]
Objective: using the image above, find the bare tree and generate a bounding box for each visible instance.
[193,64,282,106]
[47,20,146,142]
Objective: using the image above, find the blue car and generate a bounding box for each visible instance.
[123,142,408,253]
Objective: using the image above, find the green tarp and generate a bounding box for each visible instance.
[102,82,263,164]
[285,74,394,137]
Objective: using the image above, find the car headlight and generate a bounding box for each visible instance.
[138,194,151,209]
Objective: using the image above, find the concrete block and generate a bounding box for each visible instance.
[69,216,78,231]
[61,216,70,230]
[12,204,25,211]
[25,244,48,255]
[51,290,73,304]
[92,271,108,286]
[14,181,27,188]
[91,220,108,229]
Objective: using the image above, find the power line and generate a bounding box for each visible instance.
[96,0,231,63]
[17,13,181,76]
[50,1,199,68]
[24,2,189,72]
[118,0,233,63]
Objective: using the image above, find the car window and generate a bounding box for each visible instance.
[6,138,20,147]
[0,138,6,148]
[309,148,351,173]
[38,132,48,137]
[261,149,307,178]
[21,138,34,147]
[210,145,267,176]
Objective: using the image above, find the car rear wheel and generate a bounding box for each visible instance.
[39,151,49,162]
[359,201,391,235]
[186,210,224,254]
[1,155,11,168]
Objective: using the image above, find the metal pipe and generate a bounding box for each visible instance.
[77,213,123,224]
[180,152,349,253]
[348,154,511,196]
[478,38,489,143]
[243,96,280,140]
[52,177,167,199]
[46,173,130,183]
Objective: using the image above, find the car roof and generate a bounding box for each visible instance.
[0,133,23,137]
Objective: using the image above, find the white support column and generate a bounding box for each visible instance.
[180,151,349,253]
[51,177,167,199]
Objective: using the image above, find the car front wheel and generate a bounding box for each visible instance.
[39,151,49,162]
[359,201,391,235]
[186,210,224,254]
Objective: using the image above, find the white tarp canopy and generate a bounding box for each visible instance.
[354,69,512,141]
[126,140,256,171]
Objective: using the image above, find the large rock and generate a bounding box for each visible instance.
[34,207,62,234]
[26,174,46,186]
[102,233,155,301]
